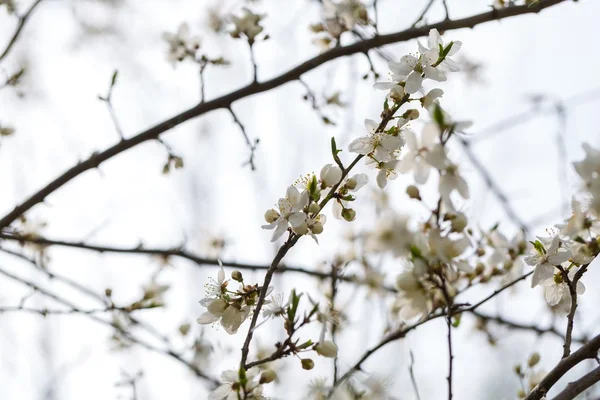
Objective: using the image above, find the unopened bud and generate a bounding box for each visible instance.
[406,185,421,200]
[264,209,280,223]
[527,352,540,367]
[341,208,356,222]
[345,177,357,190]
[514,365,522,376]
[105,288,113,297]
[403,109,420,120]
[260,369,277,384]
[231,270,243,282]
[450,212,468,233]
[179,323,191,336]
[301,358,315,370]
[315,340,338,358]
[308,202,320,214]
[517,389,526,398]
[311,222,324,235]
[294,223,309,235]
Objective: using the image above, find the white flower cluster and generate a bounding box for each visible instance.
[209,367,270,400]
[519,143,600,308]
[197,268,272,334]
[311,0,368,49]
[262,168,368,242]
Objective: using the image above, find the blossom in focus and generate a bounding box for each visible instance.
[348,119,404,163]
[525,236,572,288]
[209,367,265,400]
[262,185,309,241]
[541,267,586,306]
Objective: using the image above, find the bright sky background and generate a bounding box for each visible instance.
[1,0,600,399]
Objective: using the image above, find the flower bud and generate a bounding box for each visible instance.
[527,352,540,367]
[178,323,191,336]
[293,223,309,235]
[264,209,280,223]
[308,202,320,214]
[259,369,277,384]
[301,358,315,370]
[341,208,356,222]
[514,365,522,376]
[320,164,343,187]
[315,340,338,358]
[450,212,468,233]
[105,288,113,297]
[517,389,526,398]
[403,109,420,120]
[406,185,421,200]
[345,177,357,190]
[311,222,324,235]
[231,270,243,282]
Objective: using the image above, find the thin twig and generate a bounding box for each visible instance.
[456,137,530,235]
[0,0,46,62]
[412,0,437,27]
[98,71,124,140]
[0,0,569,231]
[330,270,534,395]
[409,351,422,400]
[562,264,589,358]
[227,106,259,170]
[249,43,258,83]
[442,0,450,20]
[0,264,218,385]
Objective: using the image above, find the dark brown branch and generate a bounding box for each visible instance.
[551,366,600,400]
[525,333,600,400]
[0,0,569,230]
[562,264,589,358]
[0,231,369,285]
[0,0,46,62]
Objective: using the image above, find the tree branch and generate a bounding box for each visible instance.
[0,0,569,230]
[525,334,600,400]
[551,366,600,400]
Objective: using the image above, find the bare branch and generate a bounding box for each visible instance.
[0,0,570,231]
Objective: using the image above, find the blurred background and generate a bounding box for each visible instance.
[1,0,600,399]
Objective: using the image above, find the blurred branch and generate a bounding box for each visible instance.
[412,0,437,27]
[0,263,218,386]
[471,310,586,343]
[456,137,531,235]
[468,87,600,144]
[331,270,534,394]
[0,0,570,230]
[0,0,46,62]
[227,106,259,170]
[0,231,378,287]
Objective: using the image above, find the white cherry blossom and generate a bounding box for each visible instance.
[525,236,572,288]
[262,186,309,241]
